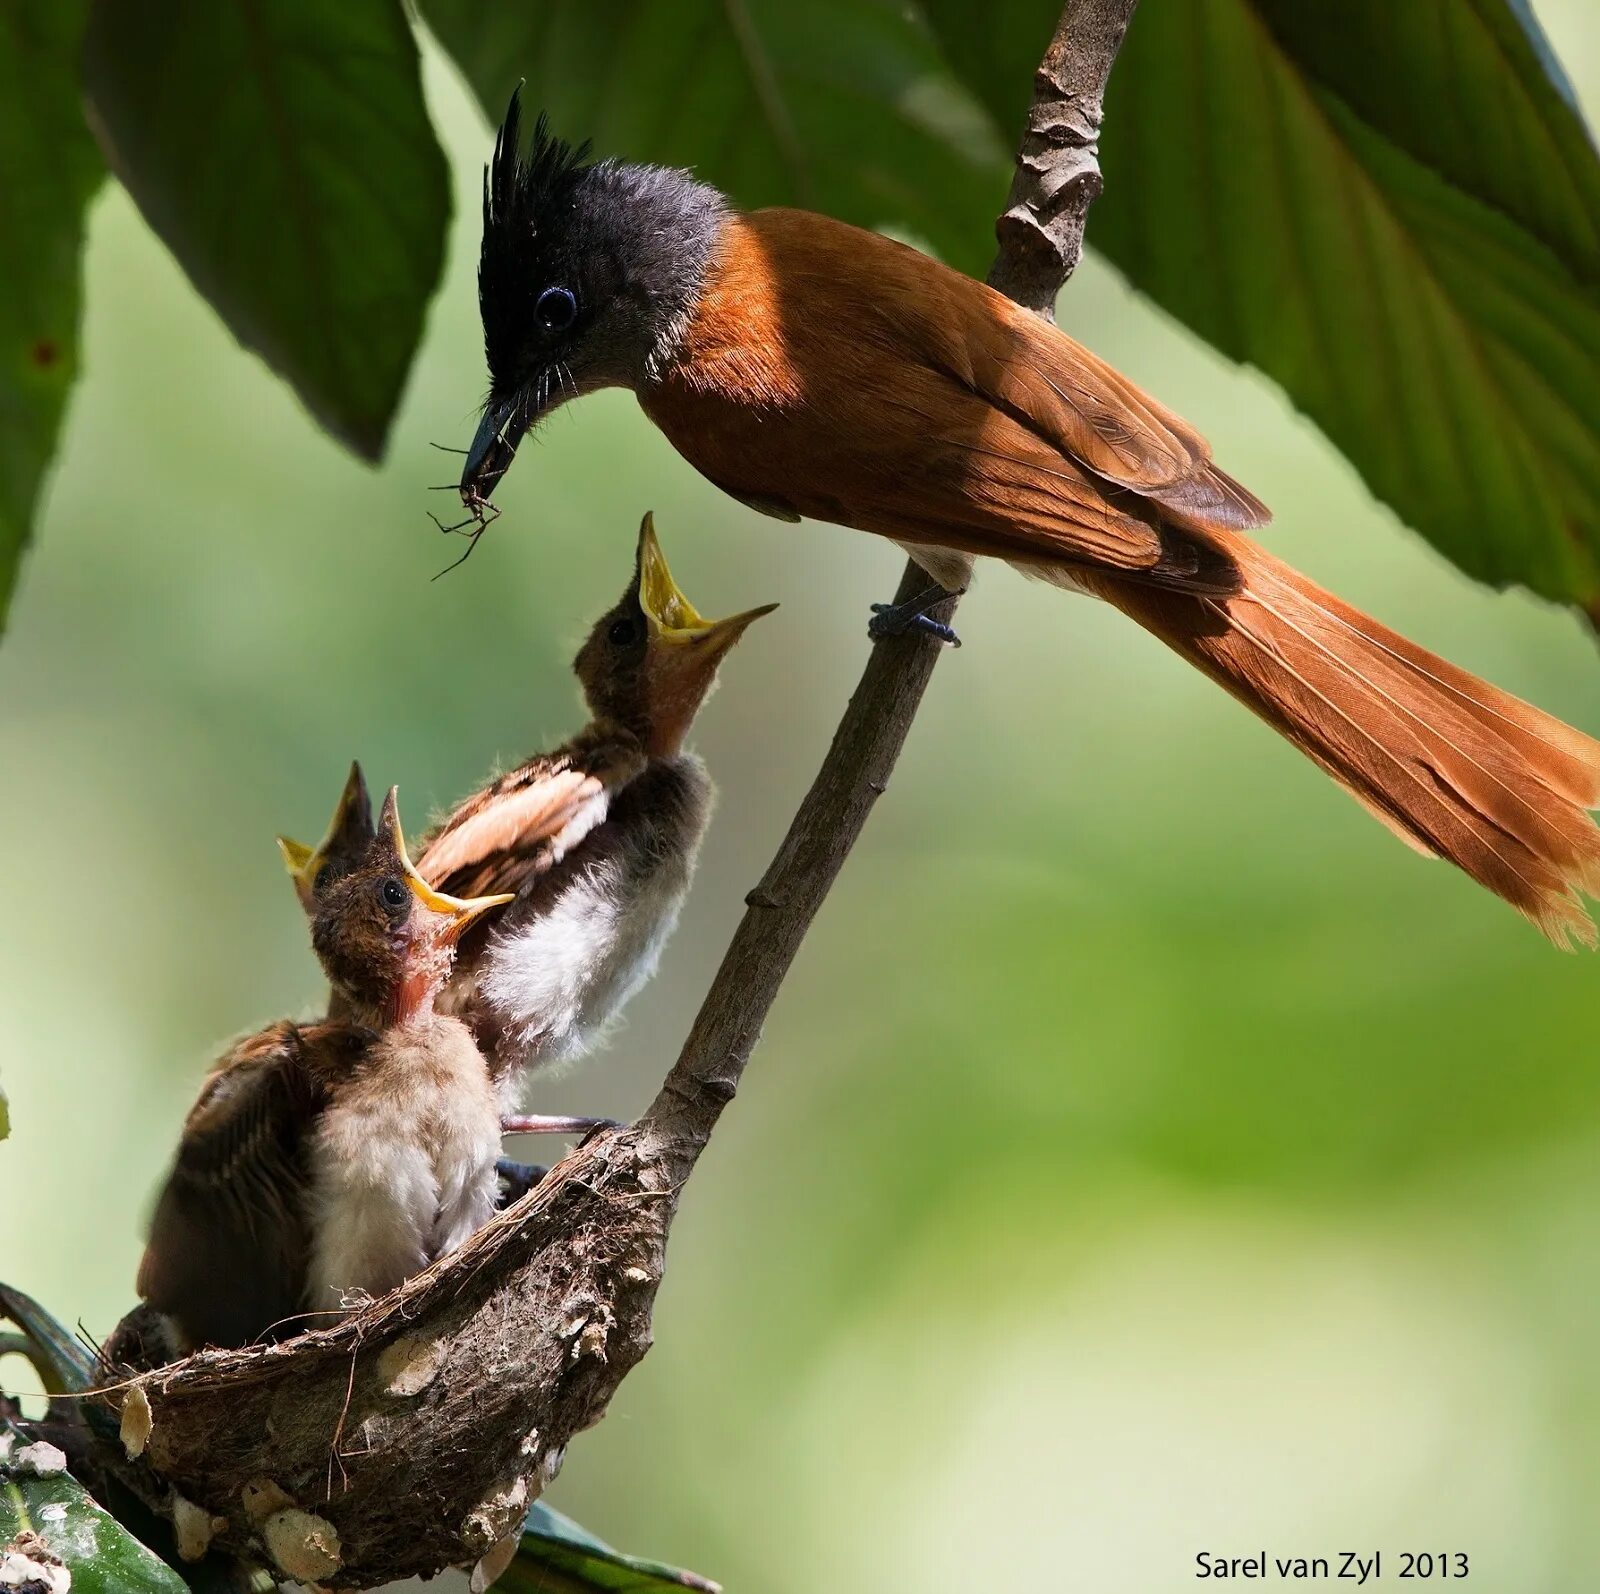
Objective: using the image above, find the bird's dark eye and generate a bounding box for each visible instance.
[379,877,409,914]
[536,286,577,333]
[607,615,640,648]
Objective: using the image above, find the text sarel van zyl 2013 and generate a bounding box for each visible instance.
[1196,1551,1469,1582]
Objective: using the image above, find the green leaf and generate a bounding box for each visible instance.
[498,1501,719,1593]
[0,1284,97,1396]
[0,1,102,633]
[1,1440,187,1594]
[82,0,449,461]
[1246,1,1600,286]
[420,0,1006,276]
[0,1083,8,1142]
[924,0,1600,614]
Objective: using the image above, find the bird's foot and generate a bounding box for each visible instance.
[498,1112,619,1138]
[868,584,963,647]
[496,1157,548,1206]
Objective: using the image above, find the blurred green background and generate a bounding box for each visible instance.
[4,6,1600,1591]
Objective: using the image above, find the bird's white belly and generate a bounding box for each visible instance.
[306,1135,436,1314]
[305,1024,499,1317]
[478,846,690,1083]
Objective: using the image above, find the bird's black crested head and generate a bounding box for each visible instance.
[464,89,728,506]
[478,91,594,399]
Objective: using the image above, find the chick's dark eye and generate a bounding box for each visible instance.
[607,615,639,648]
[379,877,409,913]
[536,286,577,333]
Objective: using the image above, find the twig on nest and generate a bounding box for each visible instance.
[88,3,1141,1586]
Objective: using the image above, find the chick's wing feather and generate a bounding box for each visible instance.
[419,739,647,901]
[138,1022,342,1348]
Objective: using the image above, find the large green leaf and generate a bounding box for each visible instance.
[1,1439,187,1594]
[500,1501,719,1593]
[82,0,449,461]
[1249,1,1600,286]
[420,0,1005,277]
[0,1,102,632]
[923,0,1600,615]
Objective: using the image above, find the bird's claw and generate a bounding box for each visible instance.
[868,588,962,648]
[496,1157,548,1206]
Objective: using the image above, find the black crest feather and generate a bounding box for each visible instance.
[479,87,592,388]
[482,86,591,244]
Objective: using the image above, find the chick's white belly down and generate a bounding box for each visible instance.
[305,1017,499,1318]
[448,757,711,1091]
[479,843,690,1078]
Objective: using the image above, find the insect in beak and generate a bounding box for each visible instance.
[460,391,529,509]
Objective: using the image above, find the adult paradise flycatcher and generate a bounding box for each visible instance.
[457,92,1600,947]
[138,790,510,1350]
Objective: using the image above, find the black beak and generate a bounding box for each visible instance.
[460,391,528,508]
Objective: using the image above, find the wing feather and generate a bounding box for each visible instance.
[139,1023,341,1349]
[959,298,1270,531]
[418,737,647,900]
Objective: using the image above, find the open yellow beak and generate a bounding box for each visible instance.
[377,787,514,940]
[636,511,778,657]
[277,760,372,909]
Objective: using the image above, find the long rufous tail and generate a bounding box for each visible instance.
[1034,539,1600,946]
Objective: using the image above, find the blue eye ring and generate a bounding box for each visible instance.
[536,285,577,333]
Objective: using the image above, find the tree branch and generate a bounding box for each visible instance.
[988,0,1138,317]
[85,6,1142,1586]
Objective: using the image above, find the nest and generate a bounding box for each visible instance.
[89,1123,678,1590]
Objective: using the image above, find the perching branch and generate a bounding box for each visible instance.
[85,6,1141,1588]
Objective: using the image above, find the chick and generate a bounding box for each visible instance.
[138,790,510,1349]
[417,512,774,1095]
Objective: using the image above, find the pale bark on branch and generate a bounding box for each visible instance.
[85,6,1141,1587]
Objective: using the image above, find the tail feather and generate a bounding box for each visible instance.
[1283,570,1600,808]
[1239,566,1600,886]
[1023,542,1600,947]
